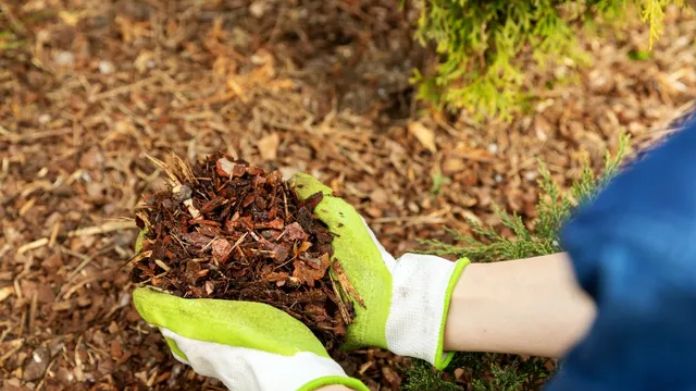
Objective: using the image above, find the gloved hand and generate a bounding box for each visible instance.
[290,173,469,369]
[132,287,368,391]
[132,172,468,390]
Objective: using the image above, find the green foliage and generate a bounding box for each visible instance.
[405,353,552,391]
[414,0,686,119]
[641,0,683,47]
[403,360,463,391]
[0,30,24,51]
[464,354,550,391]
[406,136,629,389]
[425,133,628,261]
[628,48,652,60]
[431,168,451,195]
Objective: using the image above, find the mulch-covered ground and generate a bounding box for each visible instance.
[1,1,695,390]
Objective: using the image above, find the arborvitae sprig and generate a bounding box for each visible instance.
[414,0,685,119]
[406,135,629,389]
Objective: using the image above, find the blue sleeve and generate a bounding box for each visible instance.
[547,118,696,391]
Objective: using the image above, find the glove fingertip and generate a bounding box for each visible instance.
[290,172,333,199]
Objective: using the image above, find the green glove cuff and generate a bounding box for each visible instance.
[299,376,370,391]
[434,257,470,370]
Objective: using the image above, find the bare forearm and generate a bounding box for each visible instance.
[444,252,595,357]
[317,253,594,390]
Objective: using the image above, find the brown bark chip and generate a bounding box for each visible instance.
[131,155,353,349]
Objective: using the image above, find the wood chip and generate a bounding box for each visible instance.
[0,286,14,302]
[331,260,365,308]
[258,133,280,160]
[408,121,437,153]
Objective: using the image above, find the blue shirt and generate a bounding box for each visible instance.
[548,118,696,390]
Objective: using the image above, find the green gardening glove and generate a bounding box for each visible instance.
[290,173,469,369]
[132,236,367,391]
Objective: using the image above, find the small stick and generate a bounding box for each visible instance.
[329,273,352,325]
[282,184,289,220]
[332,260,365,308]
[48,220,61,248]
[125,250,153,267]
[89,75,159,102]
[145,154,180,186]
[15,238,48,255]
[16,220,137,255]
[67,220,136,237]
[183,198,202,219]
[0,338,24,366]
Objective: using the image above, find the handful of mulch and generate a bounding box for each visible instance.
[130,155,354,349]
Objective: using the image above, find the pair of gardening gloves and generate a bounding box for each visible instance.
[133,174,469,391]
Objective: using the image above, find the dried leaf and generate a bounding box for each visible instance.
[408,121,436,153]
[256,217,284,230]
[0,286,13,303]
[297,240,312,254]
[292,253,330,286]
[266,242,290,262]
[263,271,289,282]
[258,133,280,160]
[285,222,308,241]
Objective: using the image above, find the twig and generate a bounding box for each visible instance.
[28,292,38,333]
[0,338,24,366]
[331,260,364,308]
[88,76,159,102]
[145,154,180,186]
[16,238,48,255]
[48,220,61,248]
[125,250,153,268]
[16,220,137,255]
[0,127,73,144]
[172,154,197,184]
[329,273,352,325]
[59,275,102,300]
[183,198,202,219]
[62,245,114,281]
[67,220,136,237]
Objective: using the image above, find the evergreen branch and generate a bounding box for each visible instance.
[405,136,630,389]
[414,0,686,118]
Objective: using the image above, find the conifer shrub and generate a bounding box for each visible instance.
[405,136,629,389]
[413,1,686,119]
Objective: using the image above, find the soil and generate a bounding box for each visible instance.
[1,1,694,390]
[131,156,353,350]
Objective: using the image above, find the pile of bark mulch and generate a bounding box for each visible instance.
[130,155,355,350]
